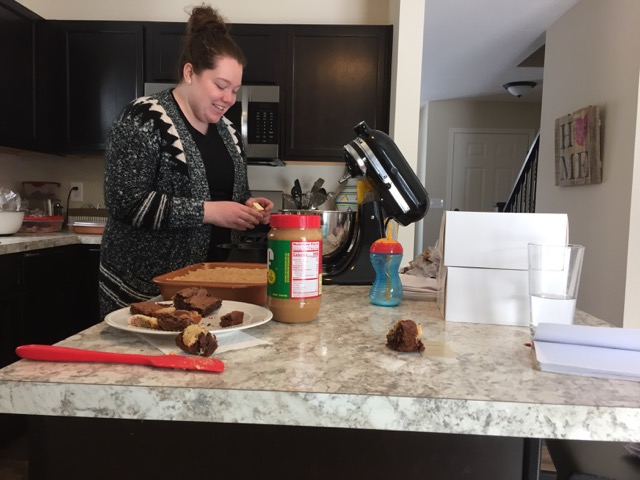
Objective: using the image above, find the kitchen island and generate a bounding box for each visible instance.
[1,285,639,478]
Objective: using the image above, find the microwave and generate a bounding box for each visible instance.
[225,85,280,165]
[143,83,282,165]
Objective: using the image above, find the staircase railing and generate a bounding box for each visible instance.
[501,132,540,213]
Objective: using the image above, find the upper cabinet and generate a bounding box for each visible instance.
[144,22,184,83]
[0,11,143,153]
[144,22,283,85]
[0,0,38,150]
[283,25,391,161]
[56,21,144,151]
[231,24,283,85]
[0,9,391,162]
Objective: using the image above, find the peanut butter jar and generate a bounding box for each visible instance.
[267,214,322,323]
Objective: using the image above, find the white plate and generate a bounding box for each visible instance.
[104,300,273,336]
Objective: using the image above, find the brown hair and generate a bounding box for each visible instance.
[177,4,246,80]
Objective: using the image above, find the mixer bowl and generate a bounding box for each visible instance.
[279,209,356,258]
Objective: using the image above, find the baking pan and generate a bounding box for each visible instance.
[72,221,105,235]
[153,262,267,305]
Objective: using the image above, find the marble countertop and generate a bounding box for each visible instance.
[0,230,102,254]
[1,285,639,442]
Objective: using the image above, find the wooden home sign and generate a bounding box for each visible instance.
[554,105,602,186]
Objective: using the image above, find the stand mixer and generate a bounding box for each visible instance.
[322,121,430,285]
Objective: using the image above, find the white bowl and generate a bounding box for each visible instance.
[0,211,25,235]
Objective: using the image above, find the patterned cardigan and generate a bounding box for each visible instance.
[98,88,251,318]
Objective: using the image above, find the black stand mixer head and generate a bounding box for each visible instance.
[323,121,430,285]
[341,121,429,226]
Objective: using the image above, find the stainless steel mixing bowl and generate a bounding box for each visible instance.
[278,209,356,258]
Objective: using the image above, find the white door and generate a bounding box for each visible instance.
[448,130,532,212]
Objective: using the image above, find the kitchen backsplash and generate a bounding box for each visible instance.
[0,148,105,209]
[1,148,350,209]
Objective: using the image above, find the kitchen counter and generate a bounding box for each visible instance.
[0,230,102,255]
[1,286,639,442]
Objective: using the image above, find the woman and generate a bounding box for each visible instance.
[98,5,273,318]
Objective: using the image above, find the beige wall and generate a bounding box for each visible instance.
[0,149,106,209]
[388,0,425,257]
[538,0,640,327]
[421,100,542,248]
[8,0,426,262]
[17,0,389,23]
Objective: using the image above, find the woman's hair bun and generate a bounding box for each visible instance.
[177,3,246,77]
[187,4,229,36]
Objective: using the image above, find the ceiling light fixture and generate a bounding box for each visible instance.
[503,81,537,98]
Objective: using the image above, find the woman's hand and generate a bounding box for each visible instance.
[246,197,274,224]
[203,201,263,230]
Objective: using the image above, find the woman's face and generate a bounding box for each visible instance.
[189,56,243,124]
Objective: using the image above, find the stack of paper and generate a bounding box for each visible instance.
[400,274,438,301]
[533,323,640,381]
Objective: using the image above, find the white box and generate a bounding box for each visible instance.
[436,211,569,326]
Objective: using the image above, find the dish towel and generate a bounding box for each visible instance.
[138,330,271,356]
[399,273,438,301]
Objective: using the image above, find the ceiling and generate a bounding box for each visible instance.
[420,0,580,104]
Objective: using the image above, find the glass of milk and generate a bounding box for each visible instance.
[527,243,585,337]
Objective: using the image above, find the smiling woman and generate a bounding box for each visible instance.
[174,56,243,132]
[98,4,274,320]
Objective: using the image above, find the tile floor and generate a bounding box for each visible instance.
[541,444,558,479]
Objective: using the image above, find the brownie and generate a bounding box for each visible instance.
[219,310,244,328]
[130,301,165,316]
[172,287,222,316]
[156,310,201,331]
[175,324,218,357]
[386,320,425,353]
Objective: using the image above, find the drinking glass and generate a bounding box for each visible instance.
[527,243,585,337]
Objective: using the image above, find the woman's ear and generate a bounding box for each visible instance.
[183,63,194,85]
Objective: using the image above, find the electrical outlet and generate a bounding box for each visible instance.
[70,182,84,202]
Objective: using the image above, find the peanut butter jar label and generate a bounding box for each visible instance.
[267,239,322,299]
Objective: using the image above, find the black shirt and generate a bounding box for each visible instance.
[173,95,235,260]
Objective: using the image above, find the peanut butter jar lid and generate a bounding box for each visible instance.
[270,214,320,229]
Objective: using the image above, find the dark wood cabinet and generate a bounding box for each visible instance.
[143,22,391,162]
[0,1,65,153]
[0,246,101,354]
[144,22,283,85]
[58,21,144,151]
[0,253,23,368]
[232,24,283,85]
[283,25,391,161]
[0,0,38,150]
[73,245,102,327]
[0,245,101,446]
[21,247,80,344]
[2,9,391,160]
[21,245,101,343]
[144,21,185,83]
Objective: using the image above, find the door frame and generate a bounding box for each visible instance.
[446,128,536,211]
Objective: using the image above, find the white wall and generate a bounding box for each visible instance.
[421,100,542,248]
[538,0,640,327]
[9,0,427,263]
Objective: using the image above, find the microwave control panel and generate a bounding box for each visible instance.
[248,102,279,145]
